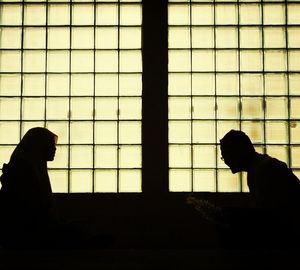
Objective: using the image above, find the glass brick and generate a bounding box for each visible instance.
[0,4,22,25]
[0,51,21,72]
[24,4,46,25]
[119,170,141,193]
[217,121,239,142]
[216,50,238,72]
[48,4,70,25]
[24,27,46,49]
[290,122,300,144]
[95,121,117,144]
[193,145,216,168]
[288,27,300,48]
[169,120,191,143]
[120,4,142,25]
[216,27,238,48]
[265,121,288,144]
[0,74,21,96]
[49,170,68,193]
[265,73,287,95]
[192,97,215,119]
[169,27,190,49]
[120,50,142,72]
[169,50,190,72]
[263,4,285,25]
[23,74,45,96]
[95,74,118,96]
[48,145,68,169]
[288,4,300,24]
[119,74,142,96]
[0,122,20,144]
[168,73,191,96]
[23,50,45,73]
[241,97,263,119]
[266,97,288,119]
[291,146,300,168]
[47,51,70,72]
[96,4,118,25]
[240,27,261,48]
[0,27,22,49]
[241,121,264,144]
[192,73,215,96]
[48,27,70,49]
[47,74,69,96]
[192,4,214,25]
[72,27,94,49]
[71,74,93,96]
[96,27,118,49]
[21,122,44,137]
[240,74,263,96]
[192,27,214,48]
[264,27,285,48]
[70,170,93,193]
[217,169,240,192]
[290,98,300,119]
[169,97,191,120]
[217,97,239,119]
[46,121,69,144]
[215,4,238,25]
[95,170,117,193]
[22,98,45,120]
[119,97,142,120]
[216,73,239,95]
[70,121,93,144]
[46,98,69,120]
[0,145,15,167]
[119,121,141,144]
[169,145,191,168]
[70,145,93,168]
[289,51,300,71]
[0,98,20,120]
[193,50,214,72]
[169,169,191,192]
[240,50,262,72]
[266,145,288,164]
[193,120,216,143]
[119,145,142,168]
[264,50,287,72]
[71,50,94,72]
[72,4,94,25]
[95,97,118,120]
[168,4,190,25]
[289,74,300,96]
[193,169,216,192]
[240,4,261,25]
[95,51,118,72]
[71,98,93,120]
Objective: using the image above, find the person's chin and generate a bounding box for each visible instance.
[230,168,239,174]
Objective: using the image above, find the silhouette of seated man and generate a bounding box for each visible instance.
[0,127,112,249]
[218,129,300,248]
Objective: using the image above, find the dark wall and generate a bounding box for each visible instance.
[54,193,255,249]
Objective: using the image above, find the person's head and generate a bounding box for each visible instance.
[220,130,256,173]
[11,127,58,163]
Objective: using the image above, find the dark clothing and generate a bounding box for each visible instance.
[247,153,300,209]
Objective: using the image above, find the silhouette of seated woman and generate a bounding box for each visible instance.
[0,127,112,249]
[218,129,300,248]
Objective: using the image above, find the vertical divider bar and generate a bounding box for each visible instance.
[237,0,243,192]
[284,0,291,168]
[68,1,73,193]
[20,0,25,141]
[117,0,121,193]
[189,0,194,192]
[92,0,97,193]
[213,0,218,192]
[45,0,48,128]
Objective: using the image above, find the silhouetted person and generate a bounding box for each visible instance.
[218,129,300,249]
[0,127,113,249]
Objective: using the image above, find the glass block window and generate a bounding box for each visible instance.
[0,0,142,193]
[168,0,300,192]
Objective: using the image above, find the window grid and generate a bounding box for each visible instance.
[168,0,300,192]
[0,0,142,193]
